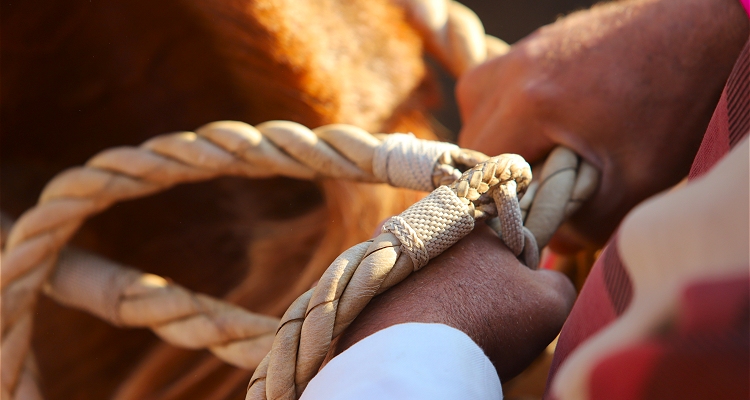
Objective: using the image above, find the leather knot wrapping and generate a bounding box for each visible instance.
[382,186,474,270]
[0,0,601,396]
[373,133,459,191]
[247,155,537,400]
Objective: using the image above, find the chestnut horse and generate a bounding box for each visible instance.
[2,0,442,398]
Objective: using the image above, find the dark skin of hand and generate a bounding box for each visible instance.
[458,0,749,252]
[324,0,749,382]
[327,225,576,382]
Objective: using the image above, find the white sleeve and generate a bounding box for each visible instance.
[300,322,503,400]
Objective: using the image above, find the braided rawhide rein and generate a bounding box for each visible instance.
[0,123,470,398]
[246,147,597,400]
[0,121,592,399]
[0,1,599,399]
[247,0,598,397]
[247,156,525,400]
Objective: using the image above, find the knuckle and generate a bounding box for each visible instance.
[516,76,557,110]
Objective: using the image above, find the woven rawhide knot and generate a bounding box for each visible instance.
[382,186,475,270]
[449,154,536,266]
[432,147,491,187]
[449,154,532,217]
[373,133,459,191]
[0,0,603,397]
[246,153,534,400]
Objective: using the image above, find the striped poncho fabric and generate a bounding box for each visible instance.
[546,33,750,400]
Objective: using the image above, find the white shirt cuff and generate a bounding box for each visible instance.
[300,322,503,400]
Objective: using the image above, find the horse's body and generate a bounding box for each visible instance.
[1,1,440,398]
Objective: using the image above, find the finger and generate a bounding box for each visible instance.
[456,54,506,117]
[528,268,577,314]
[461,100,555,160]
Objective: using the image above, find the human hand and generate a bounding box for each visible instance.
[457,0,749,251]
[326,225,576,381]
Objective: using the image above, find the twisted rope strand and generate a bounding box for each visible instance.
[395,0,511,75]
[248,0,599,397]
[247,155,532,399]
[521,147,598,250]
[1,214,281,373]
[1,0,600,397]
[47,248,280,369]
[0,121,482,398]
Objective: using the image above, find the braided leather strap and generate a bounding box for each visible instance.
[246,155,532,399]
[0,0,601,397]
[0,121,488,399]
[245,0,599,397]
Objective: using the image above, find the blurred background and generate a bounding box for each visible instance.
[432,0,598,137]
[466,0,595,43]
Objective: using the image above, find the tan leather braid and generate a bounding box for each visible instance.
[395,0,598,251]
[1,0,600,398]
[246,155,531,399]
[395,0,511,75]
[0,122,489,399]
[49,248,281,368]
[247,0,599,398]
[1,212,280,371]
[519,147,599,249]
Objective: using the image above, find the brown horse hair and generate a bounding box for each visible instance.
[2,0,443,398]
